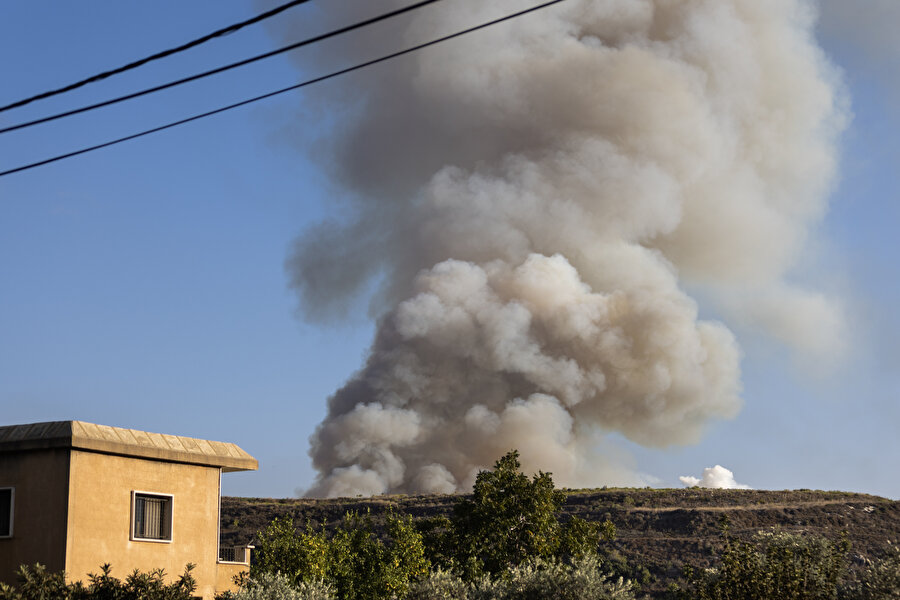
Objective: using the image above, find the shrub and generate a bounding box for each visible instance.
[232,572,333,600]
[497,557,636,600]
[253,516,329,585]
[403,569,473,600]
[852,546,900,600]
[253,511,429,600]
[681,530,850,600]
[0,563,196,600]
[0,563,71,600]
[84,563,196,600]
[404,558,635,600]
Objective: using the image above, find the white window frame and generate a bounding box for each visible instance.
[130,491,173,543]
[0,487,13,539]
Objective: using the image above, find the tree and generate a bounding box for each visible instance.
[559,517,605,560]
[680,529,850,600]
[253,516,329,586]
[450,450,567,578]
[252,511,428,600]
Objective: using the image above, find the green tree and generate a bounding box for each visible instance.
[559,517,603,560]
[252,511,428,600]
[327,511,429,600]
[450,450,567,579]
[680,529,850,600]
[253,516,329,586]
[415,515,454,570]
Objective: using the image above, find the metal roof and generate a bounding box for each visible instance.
[0,421,257,472]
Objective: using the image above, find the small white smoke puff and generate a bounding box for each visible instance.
[275,0,847,496]
[680,465,752,490]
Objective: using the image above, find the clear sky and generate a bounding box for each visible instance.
[1,1,898,499]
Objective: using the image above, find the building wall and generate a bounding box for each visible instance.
[0,449,70,585]
[66,450,222,599]
[216,561,248,594]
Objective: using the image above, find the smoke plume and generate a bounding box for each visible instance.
[680,465,751,490]
[277,0,846,496]
[818,0,900,69]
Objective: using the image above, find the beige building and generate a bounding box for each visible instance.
[0,421,257,599]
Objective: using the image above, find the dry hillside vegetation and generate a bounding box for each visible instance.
[221,488,899,598]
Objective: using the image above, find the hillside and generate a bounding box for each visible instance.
[221,488,899,597]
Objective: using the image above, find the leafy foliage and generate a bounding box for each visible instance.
[402,569,473,600]
[559,517,610,560]
[0,563,196,600]
[231,572,333,600]
[243,450,900,599]
[405,557,635,600]
[679,529,850,600]
[852,546,900,600]
[0,564,70,600]
[252,511,428,600]
[449,450,567,578]
[254,516,330,585]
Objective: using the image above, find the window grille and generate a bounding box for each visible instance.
[219,546,242,563]
[0,488,12,538]
[132,492,172,541]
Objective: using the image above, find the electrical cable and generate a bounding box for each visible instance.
[0,0,445,136]
[0,0,567,179]
[0,0,312,114]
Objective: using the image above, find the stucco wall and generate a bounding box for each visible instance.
[66,450,222,599]
[216,561,248,594]
[0,449,70,585]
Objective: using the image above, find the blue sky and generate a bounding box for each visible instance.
[1,1,898,499]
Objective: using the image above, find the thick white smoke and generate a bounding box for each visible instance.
[274,0,846,496]
[680,465,752,490]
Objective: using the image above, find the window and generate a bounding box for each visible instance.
[132,492,172,542]
[0,487,12,538]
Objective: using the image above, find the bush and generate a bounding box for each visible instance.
[232,572,333,600]
[498,557,635,600]
[852,546,900,600]
[254,516,330,585]
[0,563,71,600]
[403,569,475,600]
[253,511,429,600]
[0,563,196,600]
[83,563,196,600]
[403,558,635,600]
[681,530,850,600]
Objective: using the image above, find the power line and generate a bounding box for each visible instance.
[0,0,312,114]
[0,0,446,136]
[0,0,567,180]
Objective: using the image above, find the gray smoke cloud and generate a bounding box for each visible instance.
[274,0,847,496]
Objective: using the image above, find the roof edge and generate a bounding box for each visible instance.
[0,420,258,472]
